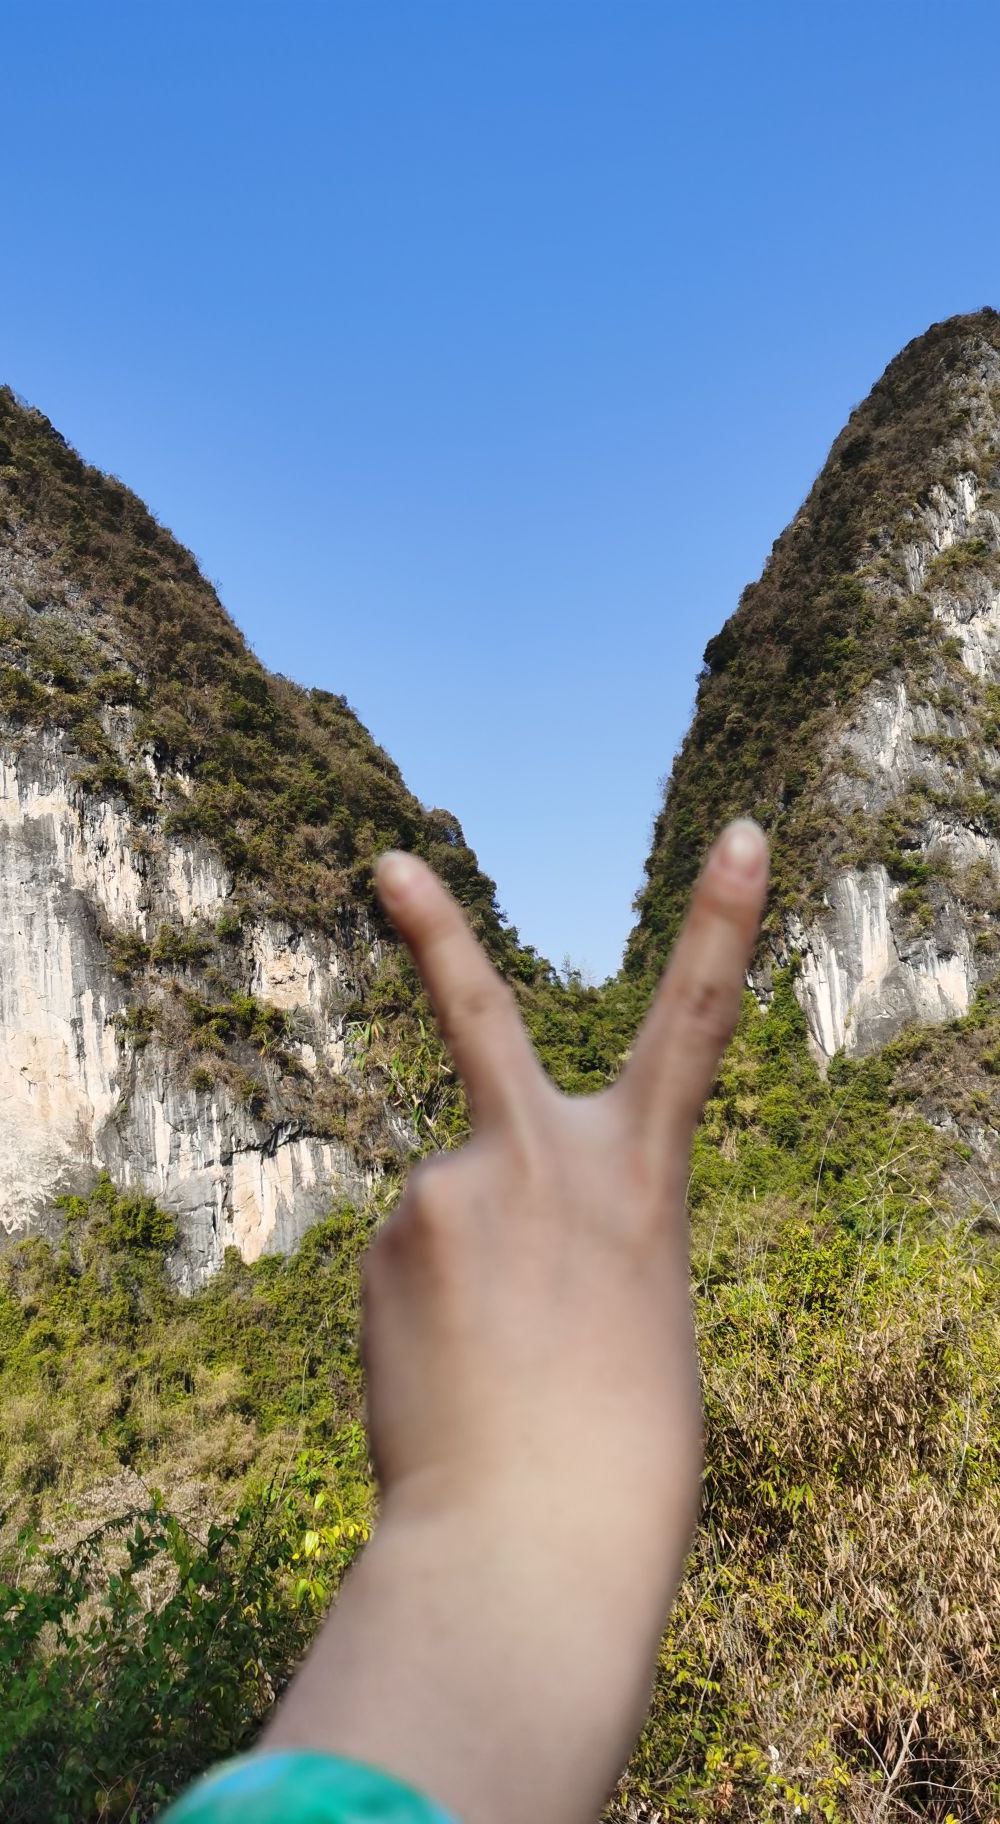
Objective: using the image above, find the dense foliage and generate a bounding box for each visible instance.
[0,1181,376,1822]
[0,1179,374,1522]
[1,1472,367,1824]
[1,974,998,1821]
[624,1218,1000,1824]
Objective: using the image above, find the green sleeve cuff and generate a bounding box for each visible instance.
[160,1750,458,1824]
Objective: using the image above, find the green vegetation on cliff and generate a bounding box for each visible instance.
[627,308,1000,974]
[0,386,515,957]
[0,386,589,1152]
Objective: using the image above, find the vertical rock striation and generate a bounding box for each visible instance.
[0,724,378,1284]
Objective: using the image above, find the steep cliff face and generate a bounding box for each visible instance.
[786,462,1000,1059]
[0,724,381,1284]
[629,310,1000,1066]
[0,388,527,1282]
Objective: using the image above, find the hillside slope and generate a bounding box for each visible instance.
[0,388,540,1280]
[627,311,1000,1214]
[629,308,1000,1051]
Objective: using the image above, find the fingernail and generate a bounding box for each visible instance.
[375,850,421,901]
[718,819,767,879]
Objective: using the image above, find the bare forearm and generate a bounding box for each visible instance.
[266,1493,679,1824]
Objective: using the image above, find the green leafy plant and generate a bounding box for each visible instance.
[0,1445,371,1824]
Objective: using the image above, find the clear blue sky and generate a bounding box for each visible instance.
[4,1,1000,979]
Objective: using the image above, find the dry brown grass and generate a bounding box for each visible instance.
[611,1212,1000,1823]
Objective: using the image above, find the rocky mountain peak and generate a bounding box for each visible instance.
[628,309,1000,1072]
[0,387,523,1281]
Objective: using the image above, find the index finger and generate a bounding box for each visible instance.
[620,819,768,1149]
[375,851,545,1129]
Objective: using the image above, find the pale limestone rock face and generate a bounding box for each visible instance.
[933,573,1000,681]
[780,465,1000,1060]
[790,866,973,1058]
[0,727,377,1285]
[901,472,983,592]
[248,923,348,1071]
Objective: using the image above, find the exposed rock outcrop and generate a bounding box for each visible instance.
[0,385,522,1282]
[786,465,1000,1058]
[7,314,1000,1272]
[629,310,1000,1068]
[0,724,378,1285]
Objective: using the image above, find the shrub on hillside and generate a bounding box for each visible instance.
[614,1220,1000,1823]
[0,1442,371,1824]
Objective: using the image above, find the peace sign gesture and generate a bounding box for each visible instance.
[268,821,769,1824]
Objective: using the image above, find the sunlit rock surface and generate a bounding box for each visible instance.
[783,464,1000,1058]
[0,727,377,1285]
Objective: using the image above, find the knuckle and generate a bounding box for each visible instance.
[383,1158,460,1258]
[405,1155,449,1213]
[693,874,735,920]
[673,971,737,1048]
[445,973,511,1039]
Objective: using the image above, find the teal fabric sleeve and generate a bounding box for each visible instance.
[159,1750,458,1824]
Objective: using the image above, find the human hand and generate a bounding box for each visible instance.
[266,820,769,1824]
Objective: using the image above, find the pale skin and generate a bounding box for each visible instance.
[265,818,770,1824]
